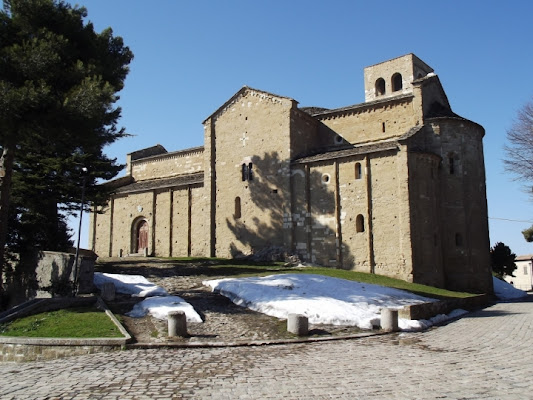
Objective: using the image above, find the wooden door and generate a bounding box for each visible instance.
[137,220,149,253]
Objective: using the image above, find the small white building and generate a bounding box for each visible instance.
[505,254,533,291]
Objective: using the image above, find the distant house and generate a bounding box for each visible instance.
[505,255,533,291]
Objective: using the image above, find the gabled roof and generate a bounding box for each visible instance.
[202,86,296,124]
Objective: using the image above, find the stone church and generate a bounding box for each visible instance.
[89,54,493,294]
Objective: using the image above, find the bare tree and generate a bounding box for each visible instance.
[505,98,533,243]
[505,98,533,184]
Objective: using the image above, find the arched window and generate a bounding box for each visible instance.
[234,197,241,219]
[242,162,254,181]
[392,73,403,91]
[455,233,463,247]
[375,78,385,96]
[356,214,365,233]
[355,163,362,180]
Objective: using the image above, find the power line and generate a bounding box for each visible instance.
[489,217,533,223]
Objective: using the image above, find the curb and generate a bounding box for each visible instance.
[127,330,396,350]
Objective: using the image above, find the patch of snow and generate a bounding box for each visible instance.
[94,272,168,297]
[493,277,528,300]
[127,296,202,322]
[203,274,445,331]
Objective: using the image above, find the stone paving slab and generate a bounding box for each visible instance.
[0,298,532,399]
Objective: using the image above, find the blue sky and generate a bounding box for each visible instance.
[71,0,533,256]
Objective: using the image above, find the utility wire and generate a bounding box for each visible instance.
[489,217,533,223]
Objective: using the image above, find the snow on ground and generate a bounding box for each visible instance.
[93,272,202,322]
[94,272,168,297]
[493,276,528,300]
[95,273,524,331]
[127,296,203,322]
[203,274,461,331]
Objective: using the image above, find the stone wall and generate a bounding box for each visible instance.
[407,152,444,288]
[131,147,204,181]
[35,251,94,296]
[208,88,295,258]
[90,184,210,258]
[318,97,419,146]
[290,147,414,282]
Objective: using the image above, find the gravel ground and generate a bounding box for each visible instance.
[96,258,367,344]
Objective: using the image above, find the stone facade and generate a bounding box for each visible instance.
[89,54,493,294]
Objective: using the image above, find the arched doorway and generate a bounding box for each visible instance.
[136,220,149,254]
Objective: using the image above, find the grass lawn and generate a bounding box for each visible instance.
[162,258,476,299]
[0,307,124,338]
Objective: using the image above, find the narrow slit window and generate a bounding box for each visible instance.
[234,197,241,219]
[455,233,463,246]
[449,157,455,174]
[356,214,365,232]
[382,122,386,132]
[355,163,362,180]
[241,163,247,181]
[248,163,253,181]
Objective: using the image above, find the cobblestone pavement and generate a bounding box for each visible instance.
[1,298,532,399]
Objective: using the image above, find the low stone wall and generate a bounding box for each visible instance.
[36,251,95,296]
[0,342,123,362]
[0,297,131,362]
[399,294,491,320]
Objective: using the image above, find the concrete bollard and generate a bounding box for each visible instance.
[287,313,309,336]
[101,282,116,302]
[168,310,188,337]
[381,308,399,332]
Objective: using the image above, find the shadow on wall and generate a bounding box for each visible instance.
[2,251,39,310]
[225,151,355,270]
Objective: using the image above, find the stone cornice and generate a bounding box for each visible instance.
[132,146,204,166]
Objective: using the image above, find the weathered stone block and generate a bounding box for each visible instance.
[381,308,399,332]
[287,313,308,336]
[168,310,187,337]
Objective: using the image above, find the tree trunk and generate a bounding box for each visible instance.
[0,142,15,295]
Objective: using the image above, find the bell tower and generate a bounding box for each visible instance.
[363,53,434,102]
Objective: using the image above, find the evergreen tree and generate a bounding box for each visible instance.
[490,242,517,279]
[0,0,133,297]
[522,226,533,243]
